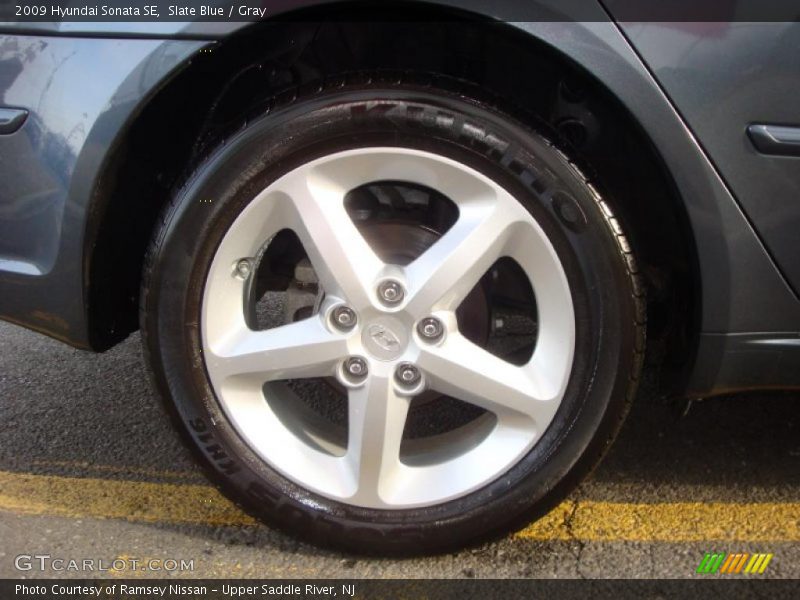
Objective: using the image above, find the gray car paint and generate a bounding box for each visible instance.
[0,1,799,395]
[617,22,800,300]
[0,36,206,345]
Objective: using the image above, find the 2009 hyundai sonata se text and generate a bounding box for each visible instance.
[1,2,799,554]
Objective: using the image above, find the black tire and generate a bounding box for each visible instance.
[141,74,645,555]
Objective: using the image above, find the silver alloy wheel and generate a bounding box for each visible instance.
[201,148,575,509]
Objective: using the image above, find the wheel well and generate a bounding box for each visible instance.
[87,9,698,392]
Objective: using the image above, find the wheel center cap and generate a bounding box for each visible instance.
[362,316,408,361]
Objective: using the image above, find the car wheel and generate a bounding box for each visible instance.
[141,74,645,554]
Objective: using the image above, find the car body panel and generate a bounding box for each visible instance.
[617,21,800,299]
[0,35,205,346]
[0,1,799,394]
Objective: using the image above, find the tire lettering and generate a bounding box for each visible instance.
[188,417,241,475]
[351,103,395,122]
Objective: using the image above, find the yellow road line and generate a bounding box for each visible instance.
[0,470,798,541]
[0,470,257,527]
[517,500,800,541]
[28,459,199,480]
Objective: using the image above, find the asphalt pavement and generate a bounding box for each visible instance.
[0,320,798,579]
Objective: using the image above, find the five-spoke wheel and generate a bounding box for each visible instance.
[201,148,574,508]
[143,77,643,553]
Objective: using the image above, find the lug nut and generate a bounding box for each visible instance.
[331,305,357,330]
[417,316,444,341]
[344,356,368,380]
[235,258,252,279]
[377,280,404,305]
[395,363,421,386]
